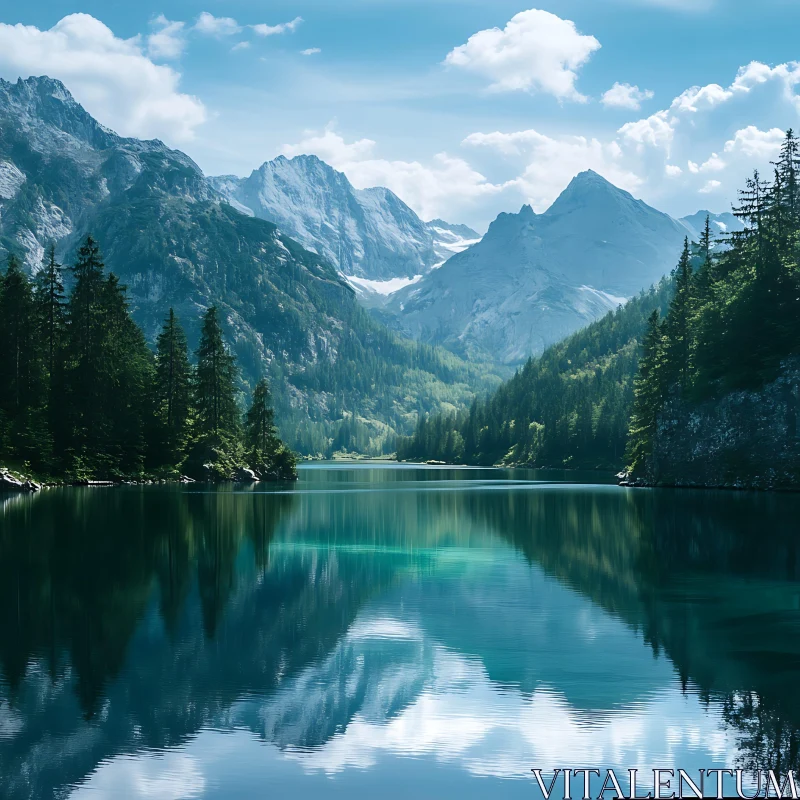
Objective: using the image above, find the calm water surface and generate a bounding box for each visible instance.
[1,463,800,799]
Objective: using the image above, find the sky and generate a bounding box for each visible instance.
[1,1,800,231]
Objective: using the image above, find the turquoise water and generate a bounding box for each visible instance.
[1,463,799,798]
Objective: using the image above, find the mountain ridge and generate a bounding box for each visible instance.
[0,75,502,455]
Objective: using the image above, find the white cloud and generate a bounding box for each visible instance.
[252,17,303,37]
[147,15,186,60]
[618,110,676,152]
[282,126,504,220]
[282,127,378,163]
[232,41,251,53]
[671,83,732,112]
[688,153,726,174]
[699,180,722,194]
[669,61,800,115]
[723,126,785,159]
[601,82,654,110]
[444,9,600,102]
[301,48,321,56]
[665,164,683,177]
[0,14,206,142]
[464,128,642,212]
[194,12,241,37]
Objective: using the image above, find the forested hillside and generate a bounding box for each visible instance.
[0,237,296,481]
[396,277,675,469]
[0,76,501,457]
[627,132,800,488]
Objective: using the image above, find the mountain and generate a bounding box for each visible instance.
[425,218,482,266]
[209,155,444,282]
[680,209,745,241]
[0,76,501,455]
[386,171,690,364]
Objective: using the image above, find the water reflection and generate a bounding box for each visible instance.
[0,467,799,798]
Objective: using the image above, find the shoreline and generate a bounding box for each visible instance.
[0,467,297,494]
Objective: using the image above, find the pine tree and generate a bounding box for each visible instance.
[0,254,38,417]
[663,239,694,393]
[194,306,240,439]
[69,235,106,366]
[65,236,108,468]
[96,273,155,474]
[35,244,66,383]
[244,378,280,463]
[154,309,193,464]
[626,310,665,476]
[0,254,47,463]
[773,129,800,228]
[692,216,717,308]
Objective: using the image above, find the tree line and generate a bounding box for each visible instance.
[399,131,800,472]
[0,235,296,481]
[627,130,800,476]
[396,276,674,468]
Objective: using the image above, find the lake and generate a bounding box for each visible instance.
[1,463,799,799]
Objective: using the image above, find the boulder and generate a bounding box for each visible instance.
[0,471,38,493]
[234,467,259,482]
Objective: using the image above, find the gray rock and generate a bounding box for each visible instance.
[641,357,800,490]
[234,467,259,482]
[0,471,37,492]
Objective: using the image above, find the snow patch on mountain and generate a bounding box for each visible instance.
[346,274,423,296]
[426,219,482,268]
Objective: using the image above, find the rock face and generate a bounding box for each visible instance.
[210,155,439,281]
[0,75,212,273]
[645,359,800,490]
[387,171,689,364]
[0,470,39,492]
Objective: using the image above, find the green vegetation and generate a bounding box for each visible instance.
[84,197,502,459]
[0,236,296,482]
[627,131,800,478]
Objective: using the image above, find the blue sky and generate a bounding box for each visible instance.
[2,1,800,229]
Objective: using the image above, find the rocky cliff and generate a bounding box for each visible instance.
[643,359,800,490]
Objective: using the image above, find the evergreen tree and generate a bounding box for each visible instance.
[0,255,38,416]
[0,254,47,463]
[154,309,193,464]
[65,235,108,466]
[626,310,665,476]
[35,244,66,383]
[0,238,295,481]
[96,273,156,474]
[663,238,694,392]
[244,378,280,464]
[773,129,800,229]
[194,306,240,439]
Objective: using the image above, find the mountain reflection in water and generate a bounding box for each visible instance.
[1,465,799,799]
